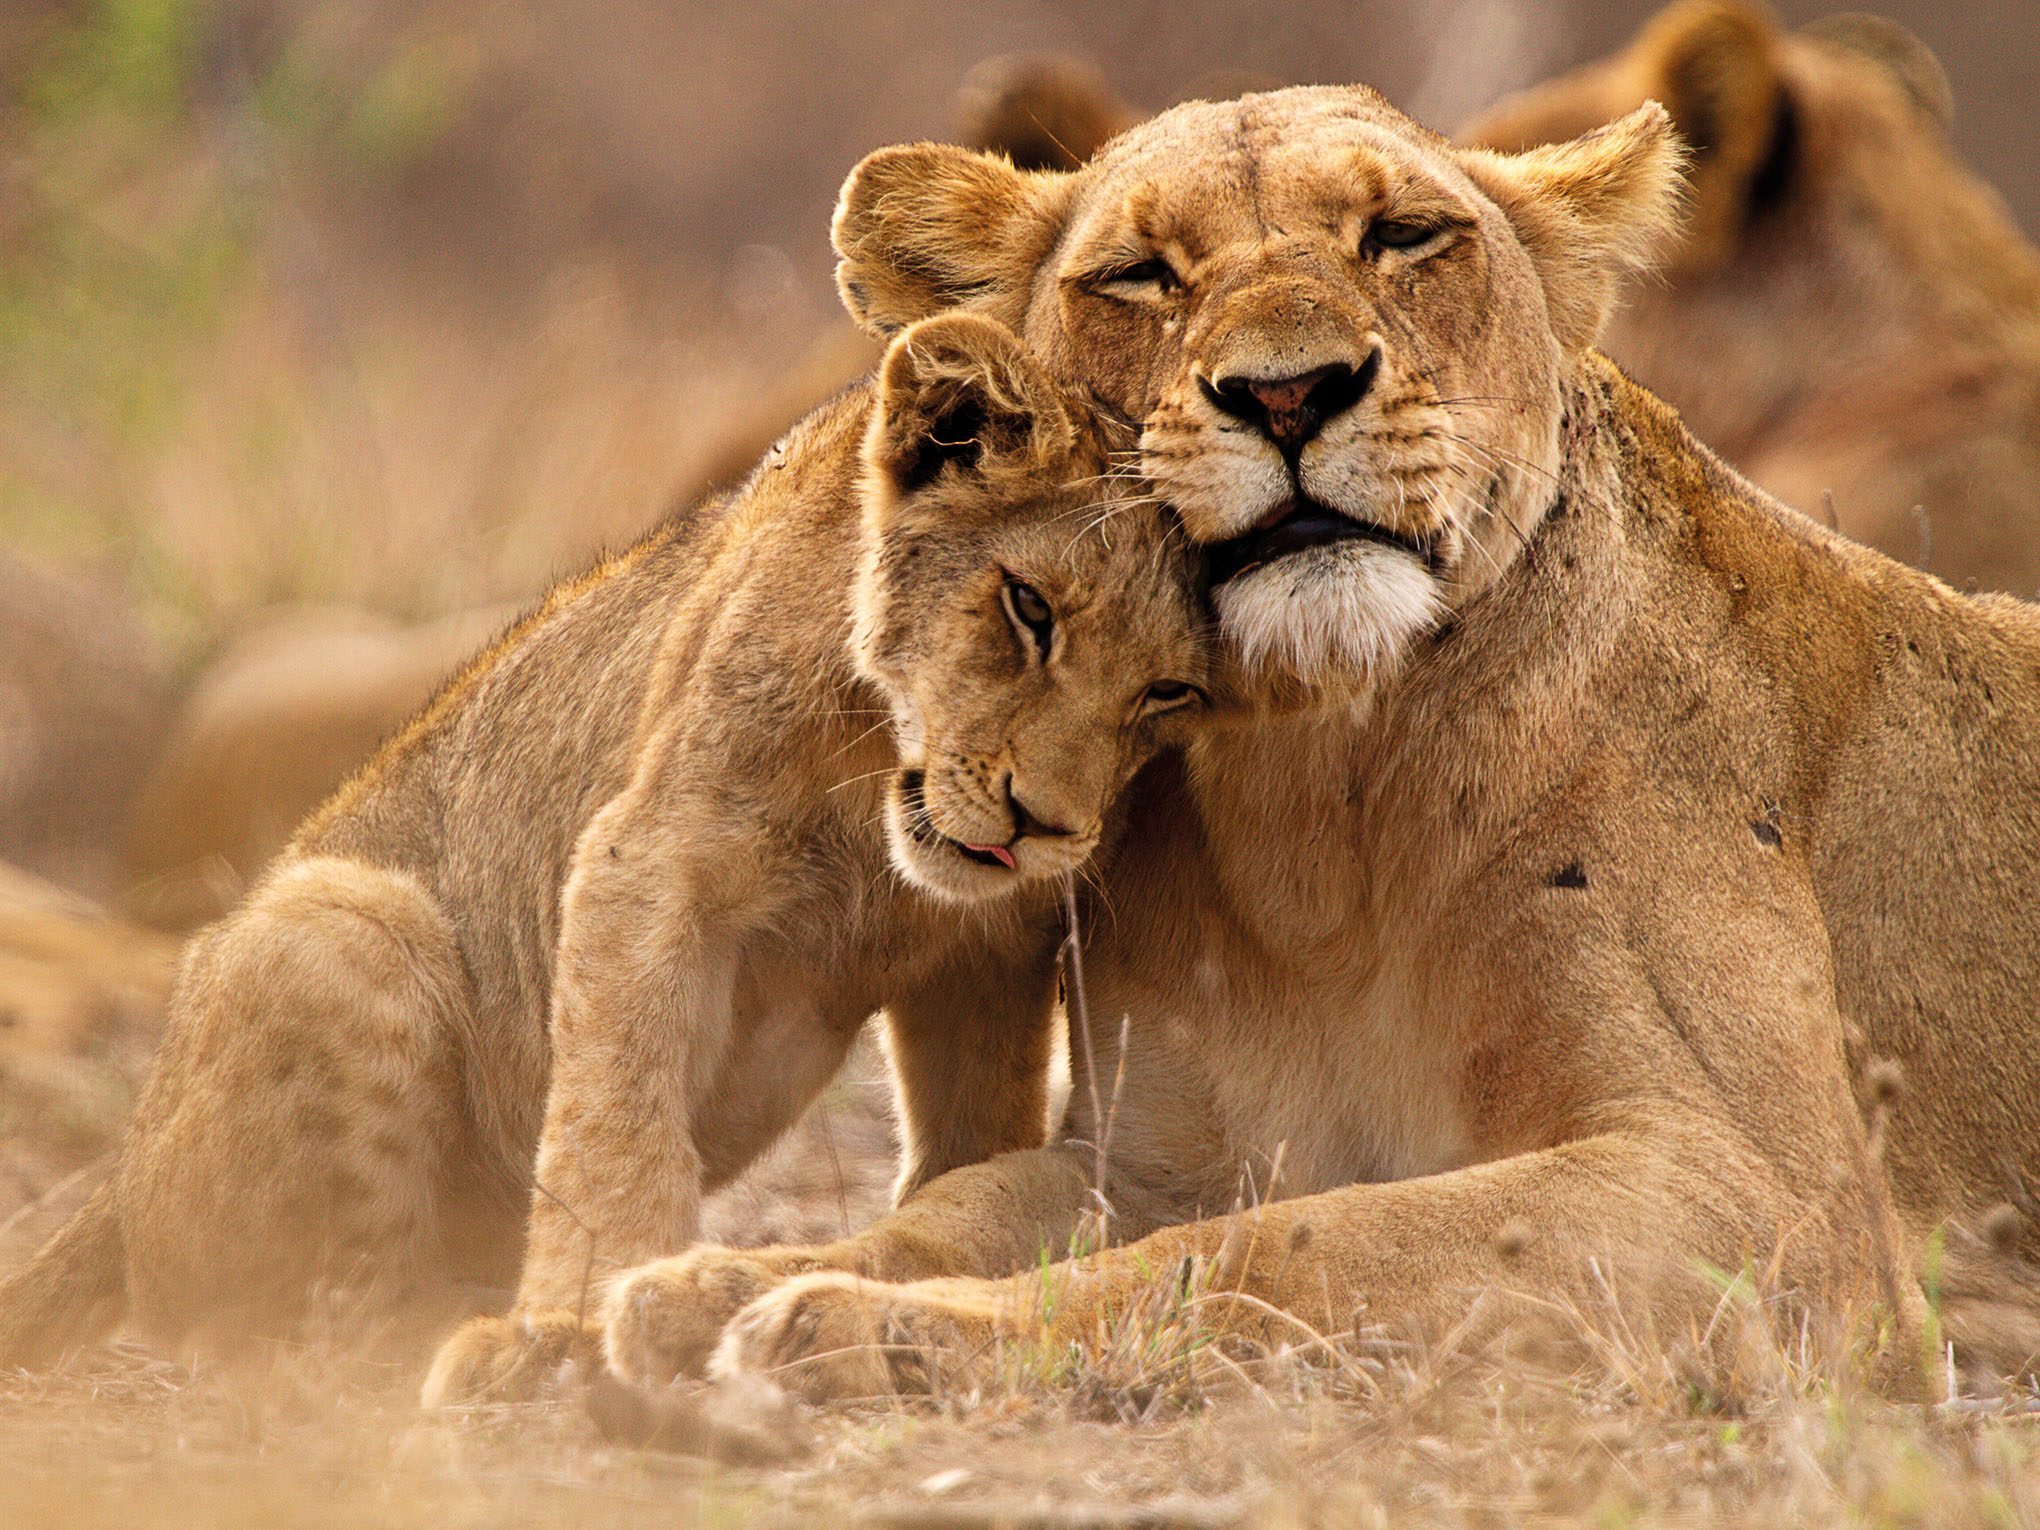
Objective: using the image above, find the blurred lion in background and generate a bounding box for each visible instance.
[1467,0,2040,599]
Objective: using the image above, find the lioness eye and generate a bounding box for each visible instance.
[1099,258,1179,294]
[1370,219,1435,250]
[1142,680,1202,709]
[1001,578,1055,658]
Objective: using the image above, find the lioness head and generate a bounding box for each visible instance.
[854,312,1207,903]
[834,88,1680,692]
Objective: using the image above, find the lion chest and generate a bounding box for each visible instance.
[1096,917,1479,1214]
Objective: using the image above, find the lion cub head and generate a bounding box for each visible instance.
[833,88,1681,694]
[854,312,1208,904]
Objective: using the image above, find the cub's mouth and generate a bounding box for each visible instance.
[1207,497,1435,587]
[897,769,1014,871]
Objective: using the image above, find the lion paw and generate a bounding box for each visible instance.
[602,1245,824,1388]
[420,1309,603,1407]
[708,1271,1001,1403]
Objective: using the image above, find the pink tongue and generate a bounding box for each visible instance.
[964,843,1016,869]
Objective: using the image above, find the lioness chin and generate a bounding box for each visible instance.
[0,314,1210,1396]
[605,84,2040,1405]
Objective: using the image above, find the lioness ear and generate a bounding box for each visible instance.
[1632,0,1788,268]
[868,313,1074,498]
[1458,102,1685,352]
[833,144,1076,337]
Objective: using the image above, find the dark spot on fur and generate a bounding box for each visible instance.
[361,1076,408,1113]
[1549,862,1587,889]
[1752,797,1783,848]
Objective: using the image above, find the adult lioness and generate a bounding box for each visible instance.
[601,85,2040,1402]
[1467,1,2040,599]
[0,315,1208,1377]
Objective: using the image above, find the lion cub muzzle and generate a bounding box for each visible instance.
[890,760,1099,887]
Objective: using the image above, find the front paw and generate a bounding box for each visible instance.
[708,1272,1003,1403]
[603,1245,825,1388]
[420,1309,603,1407]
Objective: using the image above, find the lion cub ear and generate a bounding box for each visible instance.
[1457,102,1685,353]
[834,145,1076,337]
[867,313,1075,500]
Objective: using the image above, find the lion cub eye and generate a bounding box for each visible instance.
[1369,219,1437,251]
[1001,578,1055,659]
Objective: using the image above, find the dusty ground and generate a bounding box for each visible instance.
[5,2,2040,1525]
[1,1265,2037,1527]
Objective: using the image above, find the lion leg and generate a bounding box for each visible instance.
[604,1141,1096,1388]
[115,856,485,1358]
[426,785,804,1406]
[882,945,1061,1205]
[710,1123,1931,1402]
[599,951,1067,1391]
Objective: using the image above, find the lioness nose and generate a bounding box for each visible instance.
[1200,353,1377,454]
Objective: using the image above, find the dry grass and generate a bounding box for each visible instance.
[2,1269,2036,1529]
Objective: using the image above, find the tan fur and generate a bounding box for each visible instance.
[0,858,179,1064]
[0,315,1208,1392]
[607,86,2040,1404]
[1466,1,2040,598]
[703,16,2040,601]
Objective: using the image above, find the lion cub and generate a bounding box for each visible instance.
[0,313,1208,1396]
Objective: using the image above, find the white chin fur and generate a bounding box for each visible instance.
[1215,544,1441,684]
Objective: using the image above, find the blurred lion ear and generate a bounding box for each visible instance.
[1458,102,1686,351]
[868,314,1074,497]
[833,144,1076,337]
[1633,0,1789,268]
[954,53,1139,171]
[1804,13,1952,129]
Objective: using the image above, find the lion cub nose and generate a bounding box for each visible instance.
[1004,776,1078,841]
[1200,355,1377,454]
